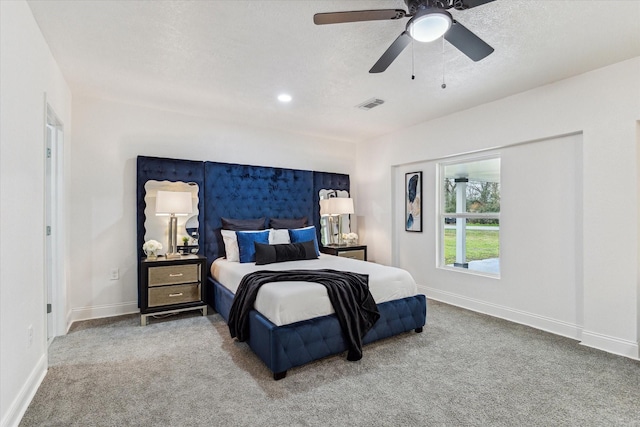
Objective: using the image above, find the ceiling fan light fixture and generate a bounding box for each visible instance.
[408,9,452,42]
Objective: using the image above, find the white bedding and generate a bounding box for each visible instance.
[211,254,418,326]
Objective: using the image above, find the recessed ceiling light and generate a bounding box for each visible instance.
[277,94,292,103]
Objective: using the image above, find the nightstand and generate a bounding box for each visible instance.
[320,244,367,261]
[139,254,207,326]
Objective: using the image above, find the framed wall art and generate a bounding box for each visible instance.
[405,171,422,232]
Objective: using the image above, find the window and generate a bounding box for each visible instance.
[439,156,500,275]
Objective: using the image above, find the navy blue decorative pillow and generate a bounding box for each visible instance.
[269,217,307,229]
[254,241,318,265]
[221,217,266,231]
[288,226,319,257]
[237,230,269,263]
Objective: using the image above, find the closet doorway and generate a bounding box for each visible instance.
[45,103,65,344]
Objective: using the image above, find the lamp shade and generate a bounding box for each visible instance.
[408,9,452,43]
[331,197,354,215]
[321,197,355,216]
[155,191,193,216]
[320,199,332,216]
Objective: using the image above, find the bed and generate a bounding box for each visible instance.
[137,156,427,380]
[209,250,426,380]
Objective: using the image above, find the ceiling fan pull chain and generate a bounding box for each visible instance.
[441,36,447,89]
[411,39,415,80]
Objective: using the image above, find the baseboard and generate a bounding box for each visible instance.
[421,286,582,340]
[0,354,47,427]
[69,301,139,325]
[580,330,639,360]
[421,286,639,360]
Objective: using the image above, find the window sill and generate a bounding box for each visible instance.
[438,265,501,279]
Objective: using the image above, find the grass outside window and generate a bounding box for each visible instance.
[444,227,499,265]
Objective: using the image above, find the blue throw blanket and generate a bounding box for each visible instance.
[228,269,380,361]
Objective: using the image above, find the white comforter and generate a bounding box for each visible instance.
[211,254,418,326]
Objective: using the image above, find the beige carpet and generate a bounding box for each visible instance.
[20,300,640,426]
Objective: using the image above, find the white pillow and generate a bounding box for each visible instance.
[223,229,291,262]
[221,230,240,262]
[269,228,291,245]
[222,229,278,262]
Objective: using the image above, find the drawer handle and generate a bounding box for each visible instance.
[169,273,184,277]
[168,293,184,297]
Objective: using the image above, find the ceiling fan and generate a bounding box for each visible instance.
[314,0,496,73]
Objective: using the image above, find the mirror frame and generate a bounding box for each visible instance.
[143,180,200,256]
[319,189,351,246]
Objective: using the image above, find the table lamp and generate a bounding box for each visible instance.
[155,190,193,259]
[320,197,354,245]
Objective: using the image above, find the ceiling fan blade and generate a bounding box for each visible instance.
[457,0,496,9]
[445,20,494,62]
[369,31,412,73]
[314,9,405,25]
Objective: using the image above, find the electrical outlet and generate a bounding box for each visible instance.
[109,268,119,280]
[27,325,33,347]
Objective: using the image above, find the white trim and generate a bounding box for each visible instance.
[393,131,582,167]
[436,265,500,279]
[580,331,639,360]
[44,97,68,338]
[421,286,640,360]
[390,165,399,267]
[0,354,47,427]
[69,301,139,325]
[52,124,67,337]
[421,286,582,340]
[437,153,502,276]
[443,213,500,220]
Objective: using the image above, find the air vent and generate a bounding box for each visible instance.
[356,98,385,110]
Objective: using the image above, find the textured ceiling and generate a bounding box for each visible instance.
[27,0,640,143]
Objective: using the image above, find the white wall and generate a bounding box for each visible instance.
[0,1,72,426]
[68,96,356,322]
[356,57,640,359]
[2,4,636,423]
[393,134,582,335]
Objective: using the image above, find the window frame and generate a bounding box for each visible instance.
[437,154,501,277]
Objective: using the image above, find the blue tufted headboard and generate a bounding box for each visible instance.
[137,156,350,275]
[203,161,314,268]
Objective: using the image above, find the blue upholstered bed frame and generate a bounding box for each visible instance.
[137,156,427,379]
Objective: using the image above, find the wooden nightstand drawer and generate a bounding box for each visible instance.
[138,255,207,325]
[148,283,201,307]
[148,264,199,286]
[338,249,365,261]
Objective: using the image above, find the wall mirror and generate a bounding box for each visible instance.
[319,189,352,246]
[144,180,199,255]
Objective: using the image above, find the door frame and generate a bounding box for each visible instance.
[44,98,67,342]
